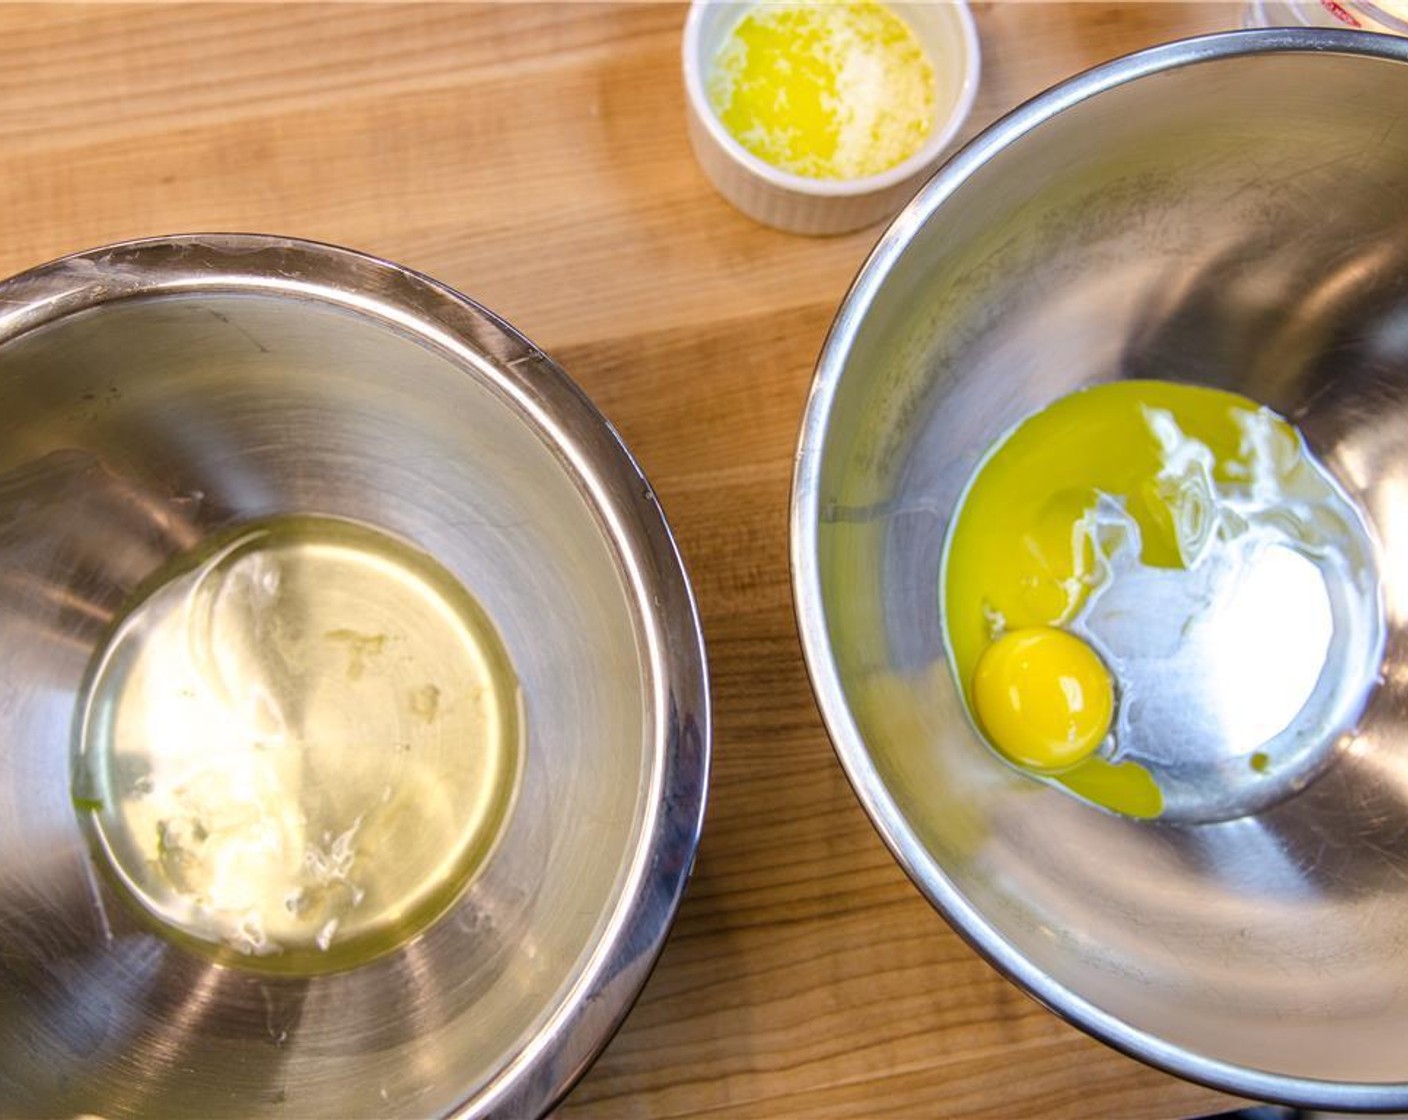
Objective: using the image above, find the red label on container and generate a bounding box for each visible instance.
[1319,0,1364,26]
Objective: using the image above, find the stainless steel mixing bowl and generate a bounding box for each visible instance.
[793,29,1408,1110]
[0,234,709,1118]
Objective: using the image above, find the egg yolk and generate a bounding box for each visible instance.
[973,627,1114,772]
[941,380,1316,819]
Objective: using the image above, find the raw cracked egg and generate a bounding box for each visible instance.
[941,380,1385,823]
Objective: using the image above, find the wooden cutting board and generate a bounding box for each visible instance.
[0,3,1247,1116]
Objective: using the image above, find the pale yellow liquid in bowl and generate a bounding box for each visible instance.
[74,515,522,973]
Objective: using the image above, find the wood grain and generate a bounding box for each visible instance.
[0,3,1249,1116]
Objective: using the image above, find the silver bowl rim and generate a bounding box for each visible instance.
[791,28,1408,1112]
[0,232,711,1120]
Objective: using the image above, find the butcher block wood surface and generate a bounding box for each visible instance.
[0,3,1251,1117]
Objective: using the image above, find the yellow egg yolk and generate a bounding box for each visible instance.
[972,627,1114,772]
[940,380,1314,820]
[706,2,937,180]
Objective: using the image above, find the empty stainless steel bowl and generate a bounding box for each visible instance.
[0,235,708,1118]
[793,30,1408,1110]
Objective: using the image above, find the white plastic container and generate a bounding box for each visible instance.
[682,0,981,236]
[1244,0,1408,32]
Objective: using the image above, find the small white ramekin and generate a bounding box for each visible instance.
[682,0,981,236]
